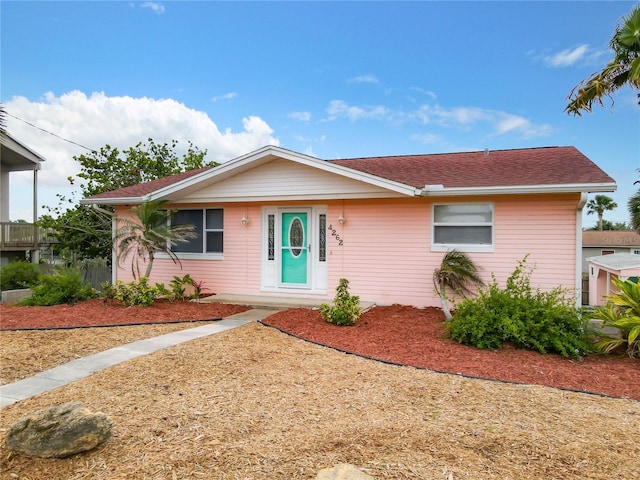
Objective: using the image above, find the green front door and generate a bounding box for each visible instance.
[281,212,308,285]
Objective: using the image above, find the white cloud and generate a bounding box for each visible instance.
[543,44,590,67]
[141,2,165,15]
[410,87,437,100]
[411,132,441,144]
[492,114,552,138]
[212,92,237,102]
[412,104,552,139]
[324,99,552,140]
[289,111,312,122]
[326,100,390,121]
[4,90,278,219]
[347,74,380,84]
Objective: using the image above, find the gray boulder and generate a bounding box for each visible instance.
[6,401,112,458]
[316,463,375,480]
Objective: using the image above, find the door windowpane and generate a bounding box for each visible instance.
[268,214,275,261]
[319,214,326,262]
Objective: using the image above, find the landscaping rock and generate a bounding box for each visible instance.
[316,463,375,480]
[6,401,112,458]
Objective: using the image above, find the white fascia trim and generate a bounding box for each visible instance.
[575,192,588,308]
[418,182,617,196]
[1,132,47,164]
[80,197,144,205]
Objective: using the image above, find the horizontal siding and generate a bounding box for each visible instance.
[115,194,581,308]
[491,195,577,294]
[327,199,436,307]
[327,195,580,307]
[180,159,401,201]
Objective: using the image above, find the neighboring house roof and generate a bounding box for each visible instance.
[586,252,640,271]
[0,132,46,170]
[582,231,640,247]
[81,145,616,205]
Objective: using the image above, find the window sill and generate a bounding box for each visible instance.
[431,244,494,253]
[156,253,224,261]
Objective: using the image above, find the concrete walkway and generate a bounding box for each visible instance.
[0,309,273,408]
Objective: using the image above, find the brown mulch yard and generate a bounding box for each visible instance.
[1,300,639,479]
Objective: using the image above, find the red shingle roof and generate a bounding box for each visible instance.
[83,146,614,202]
[329,146,614,188]
[86,166,213,200]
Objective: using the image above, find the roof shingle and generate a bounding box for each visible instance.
[329,146,614,188]
[83,146,614,202]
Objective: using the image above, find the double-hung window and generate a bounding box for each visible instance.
[171,208,223,255]
[432,203,493,252]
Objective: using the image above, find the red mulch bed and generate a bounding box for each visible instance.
[1,300,638,400]
[0,298,250,330]
[262,305,640,401]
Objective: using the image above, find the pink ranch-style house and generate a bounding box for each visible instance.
[82,145,616,308]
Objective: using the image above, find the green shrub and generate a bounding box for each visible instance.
[19,269,97,306]
[446,256,592,359]
[169,274,193,301]
[107,278,162,306]
[0,261,41,291]
[320,278,361,326]
[591,277,640,358]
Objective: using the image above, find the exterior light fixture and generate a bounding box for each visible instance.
[241,214,249,226]
[338,214,346,225]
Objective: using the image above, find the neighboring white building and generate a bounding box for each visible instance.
[587,252,640,306]
[0,132,46,265]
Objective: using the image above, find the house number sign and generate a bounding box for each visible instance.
[327,224,343,246]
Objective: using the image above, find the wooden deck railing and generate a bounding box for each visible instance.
[0,222,58,250]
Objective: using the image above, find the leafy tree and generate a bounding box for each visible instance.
[39,207,113,262]
[586,194,618,231]
[587,219,631,231]
[75,139,210,197]
[433,250,484,321]
[115,200,197,279]
[566,4,640,116]
[42,139,215,263]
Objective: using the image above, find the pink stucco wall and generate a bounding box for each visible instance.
[114,193,580,308]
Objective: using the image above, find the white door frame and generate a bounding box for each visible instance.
[261,205,328,294]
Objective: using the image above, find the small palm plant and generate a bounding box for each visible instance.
[433,250,484,321]
[115,200,197,279]
[592,277,640,358]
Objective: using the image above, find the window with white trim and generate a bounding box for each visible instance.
[432,203,493,252]
[171,208,223,254]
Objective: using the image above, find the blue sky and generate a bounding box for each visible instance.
[2,1,639,226]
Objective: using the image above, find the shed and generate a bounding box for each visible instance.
[587,252,640,306]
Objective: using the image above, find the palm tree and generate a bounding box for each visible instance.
[629,188,640,234]
[115,200,197,279]
[433,250,484,321]
[586,194,619,231]
[566,4,640,116]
